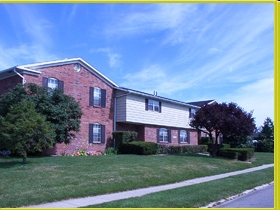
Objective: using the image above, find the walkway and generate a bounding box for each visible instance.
[23,164,274,208]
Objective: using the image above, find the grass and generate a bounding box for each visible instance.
[0,152,274,207]
[84,167,274,208]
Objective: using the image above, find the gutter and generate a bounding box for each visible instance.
[14,67,26,84]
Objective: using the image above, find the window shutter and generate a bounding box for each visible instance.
[178,130,181,143]
[187,131,190,143]
[145,99,148,111]
[101,89,106,108]
[89,124,93,143]
[58,80,64,91]
[159,102,162,113]
[42,77,48,87]
[89,87,94,106]
[157,129,160,142]
[168,129,172,143]
[101,125,105,143]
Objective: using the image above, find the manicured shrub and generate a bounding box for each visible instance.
[219,149,238,159]
[157,145,207,155]
[219,148,254,161]
[112,131,138,150]
[119,141,158,155]
[208,144,230,156]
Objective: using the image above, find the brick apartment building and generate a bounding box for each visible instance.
[0,58,214,155]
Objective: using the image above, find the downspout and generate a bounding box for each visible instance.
[14,67,26,85]
[113,90,131,149]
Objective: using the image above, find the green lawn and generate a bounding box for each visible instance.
[0,152,274,207]
[85,167,274,208]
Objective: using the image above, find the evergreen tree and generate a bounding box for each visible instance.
[258,117,274,140]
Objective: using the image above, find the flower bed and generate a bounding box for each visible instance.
[67,150,103,156]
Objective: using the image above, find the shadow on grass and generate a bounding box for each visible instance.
[0,156,47,168]
[0,157,24,168]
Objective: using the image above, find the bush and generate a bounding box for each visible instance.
[104,147,117,155]
[200,137,210,145]
[255,140,274,152]
[157,145,207,155]
[119,141,158,155]
[208,144,230,156]
[219,148,254,161]
[219,149,238,159]
[112,131,138,150]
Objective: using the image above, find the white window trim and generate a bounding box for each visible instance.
[93,123,101,143]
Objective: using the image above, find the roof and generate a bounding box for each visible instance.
[116,87,210,109]
[1,58,214,109]
[0,58,119,88]
[187,100,216,107]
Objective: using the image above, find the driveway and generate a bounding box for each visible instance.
[215,183,274,208]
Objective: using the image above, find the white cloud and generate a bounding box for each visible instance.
[105,4,196,39]
[220,77,274,127]
[90,48,122,68]
[0,4,58,68]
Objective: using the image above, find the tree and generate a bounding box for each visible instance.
[190,102,255,156]
[0,100,55,163]
[190,102,225,156]
[0,83,83,145]
[258,117,274,140]
[221,103,255,147]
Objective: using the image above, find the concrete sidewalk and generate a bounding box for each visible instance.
[23,164,274,208]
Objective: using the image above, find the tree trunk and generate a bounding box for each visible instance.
[22,156,27,164]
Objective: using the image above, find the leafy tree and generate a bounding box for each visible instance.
[0,100,55,163]
[221,103,255,147]
[258,117,274,140]
[190,102,255,156]
[190,102,225,156]
[0,83,83,145]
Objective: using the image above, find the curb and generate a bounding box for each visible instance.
[200,181,274,208]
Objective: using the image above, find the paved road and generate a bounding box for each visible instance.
[215,183,274,208]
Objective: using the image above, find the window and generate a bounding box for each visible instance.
[89,87,106,108]
[89,123,105,143]
[179,130,190,143]
[42,77,64,91]
[189,108,196,118]
[48,78,58,89]
[145,99,161,112]
[94,87,101,106]
[158,128,171,143]
[93,123,101,142]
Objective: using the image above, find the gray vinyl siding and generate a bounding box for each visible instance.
[116,93,193,128]
[115,93,127,122]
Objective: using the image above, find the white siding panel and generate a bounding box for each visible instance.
[123,94,192,128]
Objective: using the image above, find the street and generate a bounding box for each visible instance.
[215,183,274,208]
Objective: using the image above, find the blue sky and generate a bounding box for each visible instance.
[0,3,274,127]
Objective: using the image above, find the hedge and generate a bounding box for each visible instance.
[219,150,238,160]
[112,131,138,150]
[219,148,254,161]
[157,145,207,155]
[118,141,158,155]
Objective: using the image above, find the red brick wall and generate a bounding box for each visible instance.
[117,123,198,146]
[0,75,22,95]
[144,125,198,145]
[23,64,115,155]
